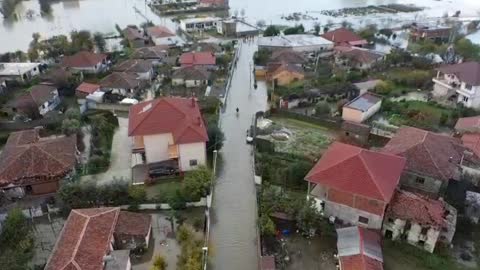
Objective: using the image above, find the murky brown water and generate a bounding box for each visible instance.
[1,0,479,53]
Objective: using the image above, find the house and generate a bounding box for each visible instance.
[146,26,184,47]
[258,34,334,53]
[45,207,152,270]
[342,92,382,123]
[335,46,385,70]
[465,191,480,224]
[61,51,108,74]
[113,59,154,80]
[305,142,406,229]
[341,121,371,146]
[410,24,452,43]
[123,25,149,48]
[179,51,216,67]
[0,62,41,82]
[382,126,480,197]
[14,84,61,117]
[129,97,208,173]
[455,115,480,133]
[383,190,457,253]
[266,62,304,86]
[432,62,480,108]
[198,0,228,8]
[172,66,211,87]
[0,129,77,196]
[217,19,259,37]
[322,28,368,47]
[336,226,383,270]
[76,82,100,98]
[131,46,168,64]
[100,72,144,97]
[270,49,306,65]
[180,17,222,32]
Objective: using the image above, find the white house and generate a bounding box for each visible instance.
[128,97,208,173]
[146,26,185,47]
[432,61,480,108]
[342,92,382,123]
[15,84,60,116]
[180,17,222,32]
[258,34,334,53]
[172,66,211,88]
[61,51,108,74]
[0,62,41,82]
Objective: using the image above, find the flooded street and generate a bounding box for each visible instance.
[209,40,267,270]
[1,0,480,53]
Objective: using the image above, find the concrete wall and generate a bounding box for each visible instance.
[382,218,440,253]
[401,171,444,196]
[185,79,208,88]
[172,78,184,86]
[432,81,451,98]
[342,101,381,123]
[178,142,207,171]
[144,133,174,163]
[324,200,383,229]
[70,63,103,74]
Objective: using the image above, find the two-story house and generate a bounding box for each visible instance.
[305,142,406,229]
[382,126,480,197]
[129,97,208,177]
[432,61,480,108]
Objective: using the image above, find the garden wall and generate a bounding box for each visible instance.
[270,109,342,130]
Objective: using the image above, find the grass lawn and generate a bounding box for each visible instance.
[269,116,336,159]
[145,178,183,202]
[383,240,468,270]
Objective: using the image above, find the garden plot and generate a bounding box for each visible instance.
[260,117,336,159]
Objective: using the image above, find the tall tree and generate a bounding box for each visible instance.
[93,32,107,53]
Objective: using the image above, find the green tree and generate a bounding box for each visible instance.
[61,118,81,135]
[207,124,225,152]
[182,166,212,200]
[39,0,52,14]
[0,208,34,270]
[315,101,331,116]
[259,215,276,236]
[374,80,394,95]
[455,38,480,60]
[70,30,94,54]
[263,25,280,37]
[284,24,305,35]
[93,32,107,53]
[296,198,321,234]
[151,255,168,270]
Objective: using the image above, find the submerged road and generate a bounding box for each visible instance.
[209,40,268,270]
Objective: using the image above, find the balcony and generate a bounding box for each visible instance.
[168,144,179,159]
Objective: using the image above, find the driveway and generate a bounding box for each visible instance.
[80,117,131,185]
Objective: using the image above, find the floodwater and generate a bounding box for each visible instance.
[209,40,267,270]
[1,0,480,53]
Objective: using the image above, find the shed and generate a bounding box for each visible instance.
[342,92,382,123]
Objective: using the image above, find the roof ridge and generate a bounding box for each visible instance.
[358,150,387,200]
[306,143,361,179]
[420,136,449,180]
[34,142,70,168]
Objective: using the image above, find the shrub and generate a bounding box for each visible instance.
[151,255,168,270]
[374,80,394,95]
[315,102,331,116]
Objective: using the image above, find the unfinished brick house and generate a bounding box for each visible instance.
[305,142,406,229]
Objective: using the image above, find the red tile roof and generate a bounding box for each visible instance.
[337,47,384,64]
[322,28,368,46]
[180,52,216,66]
[305,142,406,202]
[386,190,446,227]
[100,72,141,90]
[382,126,470,181]
[114,211,152,237]
[128,97,208,144]
[146,26,175,38]
[270,49,306,65]
[462,133,480,157]
[16,84,57,108]
[455,116,480,132]
[172,66,211,80]
[0,129,77,187]
[76,82,100,95]
[45,208,120,270]
[340,255,384,270]
[46,209,152,270]
[61,51,106,68]
[437,61,480,86]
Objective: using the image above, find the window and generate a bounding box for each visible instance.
[388,218,394,223]
[418,240,425,246]
[358,216,369,224]
[189,159,198,166]
[466,84,473,90]
[463,96,469,102]
[415,177,425,184]
[421,227,429,235]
